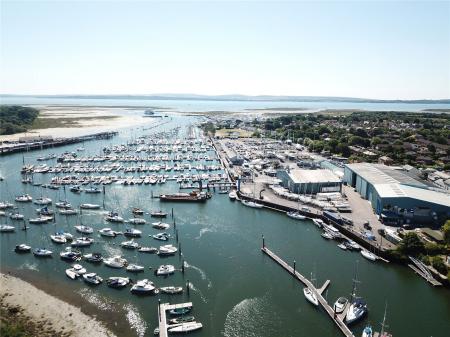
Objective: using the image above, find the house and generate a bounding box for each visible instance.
[378,156,393,166]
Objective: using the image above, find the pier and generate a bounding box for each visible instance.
[261,244,355,337]
[158,301,193,337]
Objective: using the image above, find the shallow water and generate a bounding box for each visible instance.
[1,114,450,337]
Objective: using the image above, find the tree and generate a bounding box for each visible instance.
[398,232,425,256]
[443,220,450,245]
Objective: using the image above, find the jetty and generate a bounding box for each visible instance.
[261,241,355,337]
[157,301,193,337]
[408,256,442,286]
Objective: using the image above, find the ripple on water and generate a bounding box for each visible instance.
[123,303,147,337]
[222,296,280,337]
[18,262,39,271]
[77,288,116,311]
[184,261,213,289]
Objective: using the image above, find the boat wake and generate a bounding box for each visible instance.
[123,303,147,337]
[184,261,212,289]
[195,227,215,240]
[222,296,280,337]
[187,281,208,303]
[78,288,116,311]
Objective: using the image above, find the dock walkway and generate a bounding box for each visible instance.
[261,246,355,337]
[158,301,193,337]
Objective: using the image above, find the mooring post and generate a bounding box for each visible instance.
[158,299,161,322]
[293,259,296,274]
[186,280,190,296]
[178,242,182,255]
[171,207,174,218]
[262,234,265,249]
[181,259,185,274]
[176,228,179,242]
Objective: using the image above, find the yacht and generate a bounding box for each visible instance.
[124,228,142,237]
[15,244,31,252]
[152,232,170,241]
[312,218,325,228]
[105,211,124,223]
[152,222,170,230]
[126,264,145,272]
[15,194,33,202]
[346,240,361,251]
[228,191,237,200]
[156,264,175,276]
[138,246,158,254]
[167,322,202,333]
[303,287,319,306]
[132,207,144,215]
[345,267,368,325]
[33,197,52,205]
[83,252,103,263]
[321,232,333,240]
[130,279,157,294]
[85,187,101,194]
[333,297,349,314]
[128,218,146,224]
[75,225,94,234]
[160,286,183,294]
[158,244,178,256]
[80,203,101,209]
[33,248,53,257]
[241,200,263,208]
[287,211,306,220]
[0,201,14,209]
[150,210,168,218]
[9,212,25,220]
[55,201,72,209]
[337,243,348,250]
[60,249,82,261]
[83,273,103,285]
[36,207,54,216]
[50,233,67,244]
[0,224,15,232]
[59,208,78,215]
[361,250,377,262]
[104,255,127,268]
[71,237,94,247]
[107,277,130,288]
[99,227,121,237]
[29,216,53,224]
[121,239,139,249]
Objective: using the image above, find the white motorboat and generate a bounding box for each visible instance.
[130,279,157,294]
[0,201,14,209]
[83,273,103,285]
[228,191,237,200]
[29,216,53,224]
[321,232,333,240]
[80,203,101,209]
[333,297,348,314]
[126,264,145,272]
[71,237,94,247]
[303,287,319,306]
[60,249,82,261]
[36,207,54,216]
[66,268,78,280]
[99,227,121,237]
[121,239,139,249]
[287,211,306,220]
[0,224,15,232]
[128,218,146,224]
[361,250,377,262]
[59,231,74,241]
[152,222,170,230]
[72,264,87,275]
[104,255,128,268]
[83,252,103,263]
[55,201,72,209]
[9,212,25,220]
[337,243,348,250]
[312,219,325,228]
[241,200,263,208]
[15,244,31,252]
[160,286,183,294]
[167,322,202,333]
[150,210,168,218]
[346,240,361,251]
[107,277,130,288]
[33,197,52,205]
[152,232,170,241]
[158,244,178,256]
[132,207,144,215]
[15,194,32,202]
[75,225,94,234]
[85,187,101,194]
[33,248,53,257]
[105,211,124,223]
[138,246,158,254]
[124,228,142,237]
[156,264,175,276]
[50,233,67,244]
[59,208,78,215]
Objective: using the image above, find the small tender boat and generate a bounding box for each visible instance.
[167,322,202,333]
[362,325,373,337]
[105,211,124,223]
[83,273,103,285]
[80,203,101,209]
[130,279,157,294]
[72,264,87,275]
[156,264,175,276]
[15,244,31,252]
[152,222,170,230]
[15,194,33,202]
[303,287,319,306]
[65,268,78,280]
[150,210,168,218]
[0,224,15,232]
[333,297,348,314]
[71,237,94,247]
[83,252,103,263]
[99,227,121,237]
[138,246,158,254]
[361,250,377,262]
[70,185,82,193]
[168,316,195,324]
[126,264,145,272]
[50,233,67,244]
[59,208,78,215]
[128,218,146,225]
[169,306,192,315]
[104,255,127,268]
[74,225,94,234]
[107,277,130,288]
[160,286,183,294]
[241,200,263,208]
[85,187,101,194]
[152,232,170,241]
[287,211,306,220]
[321,232,333,240]
[9,212,25,220]
[228,191,237,200]
[33,197,52,205]
[132,207,144,215]
[33,248,53,257]
[337,243,348,250]
[124,228,142,237]
[121,239,139,249]
[158,244,177,256]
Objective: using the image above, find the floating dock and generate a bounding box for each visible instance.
[158,301,193,337]
[261,244,355,337]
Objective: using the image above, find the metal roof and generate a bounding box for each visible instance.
[288,169,341,184]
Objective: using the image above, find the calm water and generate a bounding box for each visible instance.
[1,115,449,337]
[1,96,450,112]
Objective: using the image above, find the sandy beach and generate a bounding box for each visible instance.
[0,273,116,337]
[0,106,154,142]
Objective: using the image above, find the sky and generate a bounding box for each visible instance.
[0,0,449,100]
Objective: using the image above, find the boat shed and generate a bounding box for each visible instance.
[276,169,342,194]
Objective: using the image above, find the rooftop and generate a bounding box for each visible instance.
[287,169,341,184]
